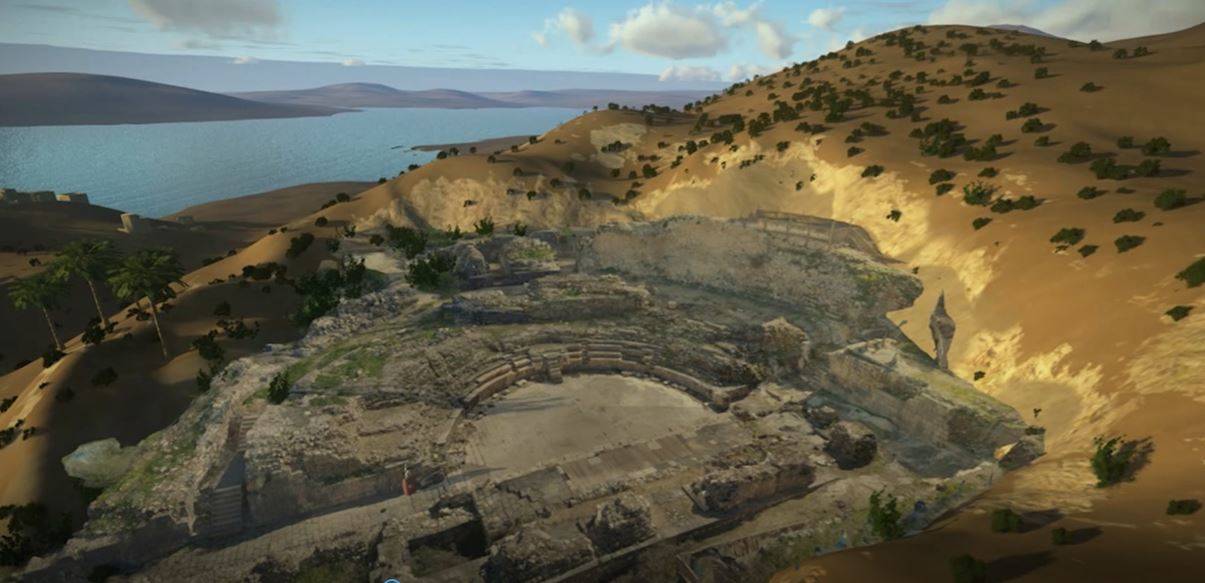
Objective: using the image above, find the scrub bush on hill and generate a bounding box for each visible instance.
[1091,435,1140,486]
[1176,258,1205,288]
[292,257,368,326]
[405,254,455,292]
[286,233,315,259]
[1050,228,1085,246]
[867,490,904,540]
[385,225,427,259]
[1153,189,1187,210]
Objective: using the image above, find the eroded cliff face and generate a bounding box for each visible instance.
[24,214,1038,582]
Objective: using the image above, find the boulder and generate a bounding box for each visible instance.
[61,438,139,488]
[995,434,1045,470]
[450,242,488,280]
[825,421,877,469]
[481,526,594,583]
[584,493,655,554]
[804,405,839,429]
[759,318,811,373]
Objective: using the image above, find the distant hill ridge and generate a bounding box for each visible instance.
[0,73,348,127]
[232,83,714,110]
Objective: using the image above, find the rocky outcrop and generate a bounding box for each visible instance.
[481,526,594,583]
[450,242,487,280]
[995,433,1046,470]
[929,292,955,370]
[500,237,558,275]
[824,421,878,469]
[61,438,139,489]
[690,455,814,514]
[584,493,655,555]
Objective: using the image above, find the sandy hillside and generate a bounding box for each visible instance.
[2,22,1202,581]
[312,23,1204,581]
[0,182,368,521]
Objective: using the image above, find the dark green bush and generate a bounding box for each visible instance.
[868,490,904,540]
[91,367,118,387]
[1050,228,1086,246]
[1090,158,1128,180]
[1167,499,1201,515]
[862,165,884,178]
[314,217,328,227]
[473,216,495,236]
[1021,118,1044,133]
[1058,142,1092,163]
[0,503,72,567]
[1177,258,1205,288]
[196,368,213,392]
[292,257,368,325]
[978,167,998,177]
[1165,306,1192,321]
[1113,209,1145,223]
[963,181,996,206]
[972,217,992,230]
[1153,189,1187,210]
[81,320,106,346]
[930,169,956,184]
[1117,136,1134,149]
[1078,244,1099,257]
[990,508,1022,533]
[1141,137,1171,155]
[1091,435,1136,486]
[1077,186,1104,199]
[949,554,986,583]
[1034,136,1051,147]
[847,146,864,157]
[267,372,291,404]
[1080,82,1101,92]
[190,332,224,363]
[1034,67,1049,79]
[405,253,455,292]
[1133,159,1161,177]
[936,183,955,196]
[1114,235,1145,252]
[1051,527,1070,545]
[285,233,315,259]
[385,225,427,259]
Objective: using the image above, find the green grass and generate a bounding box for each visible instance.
[312,347,386,390]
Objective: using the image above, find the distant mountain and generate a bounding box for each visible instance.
[989,24,1061,38]
[0,73,349,127]
[232,84,714,110]
[232,83,515,109]
[0,43,725,93]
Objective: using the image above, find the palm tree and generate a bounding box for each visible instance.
[108,248,185,359]
[53,240,121,329]
[8,272,69,351]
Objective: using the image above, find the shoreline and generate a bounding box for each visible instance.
[410,134,531,153]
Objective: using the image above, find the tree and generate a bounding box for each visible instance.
[52,240,120,329]
[108,249,185,359]
[8,273,68,351]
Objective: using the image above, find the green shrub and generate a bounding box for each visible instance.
[1034,136,1051,147]
[1166,499,1201,515]
[1034,67,1049,79]
[1091,435,1136,487]
[990,508,1022,532]
[1090,158,1128,180]
[81,320,106,346]
[1078,244,1098,257]
[190,332,224,363]
[91,367,118,387]
[867,490,904,540]
[267,372,291,404]
[847,146,864,157]
[1141,137,1171,155]
[1051,527,1070,545]
[962,181,996,206]
[972,217,992,230]
[1117,136,1134,149]
[1177,258,1205,288]
[512,223,528,236]
[368,234,384,246]
[292,257,368,325]
[1021,118,1044,133]
[936,183,955,196]
[1165,306,1192,321]
[1050,228,1085,246]
[405,253,455,292]
[1114,235,1145,253]
[949,554,986,583]
[314,217,328,227]
[1153,189,1187,210]
[929,169,955,184]
[40,347,65,368]
[1133,158,1161,177]
[978,167,998,177]
[1058,142,1092,162]
[1077,186,1104,199]
[286,233,315,259]
[991,195,1040,213]
[1113,209,1145,223]
[886,209,902,222]
[385,225,427,258]
[1080,82,1101,92]
[0,503,72,567]
[196,368,213,392]
[473,216,495,236]
[862,165,884,178]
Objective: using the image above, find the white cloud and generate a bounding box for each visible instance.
[727,63,774,81]
[711,1,758,26]
[534,8,595,48]
[755,20,795,59]
[850,28,867,43]
[231,55,259,65]
[608,3,728,59]
[807,7,846,30]
[928,0,1205,41]
[659,64,722,82]
[341,58,364,67]
[130,0,281,39]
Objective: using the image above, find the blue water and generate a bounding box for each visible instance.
[0,107,578,217]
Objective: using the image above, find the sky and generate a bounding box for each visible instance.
[1,0,1203,84]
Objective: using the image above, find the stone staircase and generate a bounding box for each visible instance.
[197,484,245,539]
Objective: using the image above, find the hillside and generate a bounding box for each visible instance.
[232,83,713,110]
[2,22,1203,582]
[0,73,349,127]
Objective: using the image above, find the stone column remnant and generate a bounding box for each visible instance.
[929,292,956,370]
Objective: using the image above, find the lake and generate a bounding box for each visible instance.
[0,107,579,217]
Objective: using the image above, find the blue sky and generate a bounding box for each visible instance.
[2,1,1202,82]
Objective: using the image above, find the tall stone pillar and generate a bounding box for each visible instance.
[929,292,956,370]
